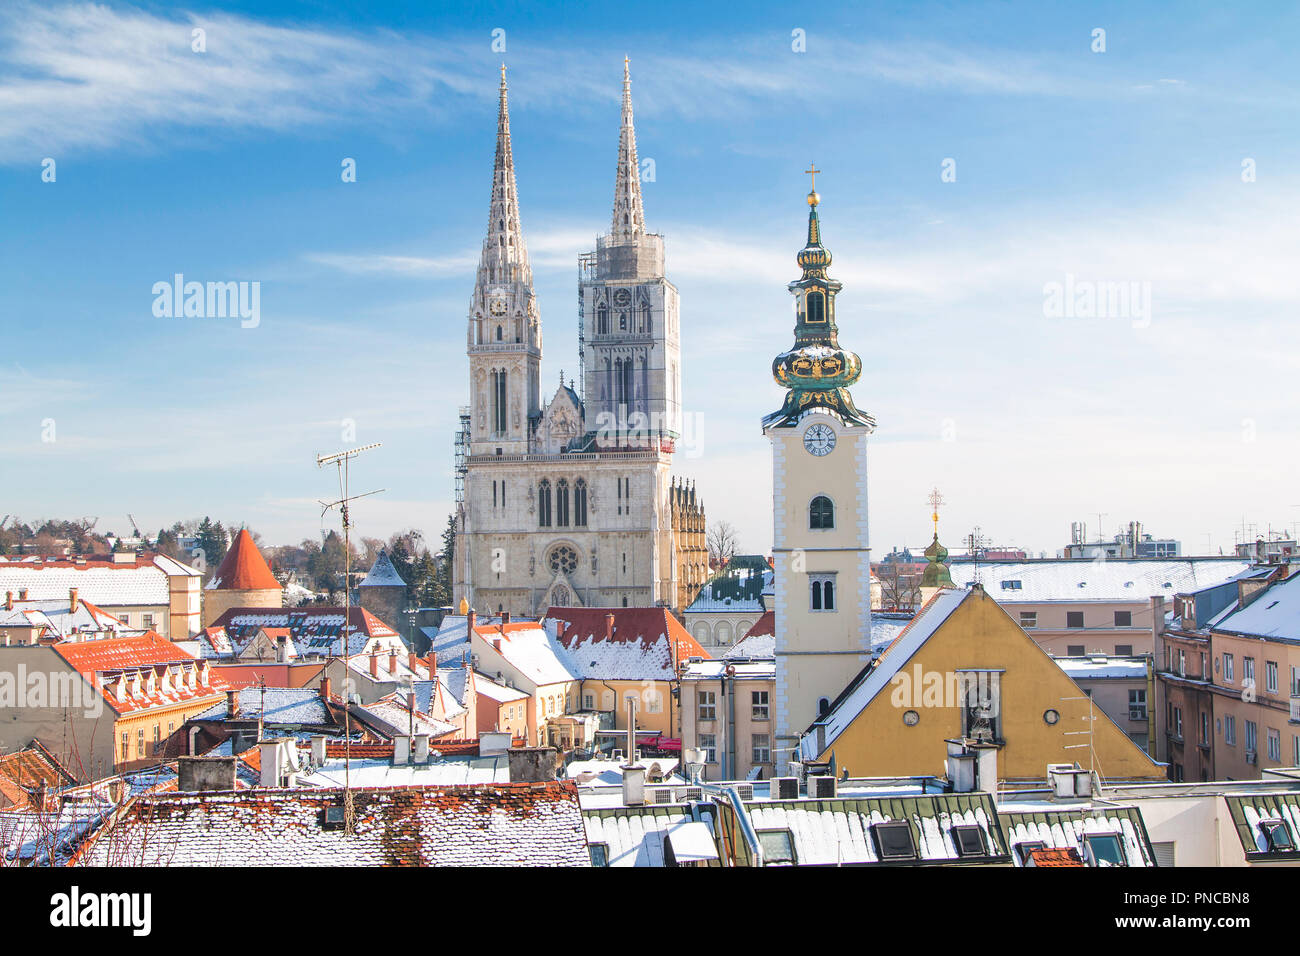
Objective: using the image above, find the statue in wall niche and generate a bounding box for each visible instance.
[529,554,536,576]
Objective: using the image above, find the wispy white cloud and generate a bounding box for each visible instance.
[0,2,1170,160]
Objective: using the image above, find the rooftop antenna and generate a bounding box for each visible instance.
[316,441,384,835]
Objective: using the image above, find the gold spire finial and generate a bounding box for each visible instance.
[804,163,821,206]
[500,63,507,87]
[928,487,945,536]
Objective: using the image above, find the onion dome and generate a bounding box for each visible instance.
[764,177,874,430]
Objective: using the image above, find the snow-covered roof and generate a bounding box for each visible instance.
[743,793,1006,865]
[685,569,771,613]
[948,559,1253,603]
[208,606,399,658]
[194,688,332,726]
[725,632,775,659]
[352,698,458,740]
[0,560,176,605]
[1055,656,1148,679]
[999,805,1155,866]
[75,784,591,866]
[583,805,722,867]
[1215,572,1300,642]
[1224,792,1300,859]
[680,659,775,681]
[545,608,710,682]
[298,755,508,788]
[474,672,530,703]
[360,549,407,588]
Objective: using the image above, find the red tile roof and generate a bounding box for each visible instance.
[1026,846,1085,867]
[207,529,281,591]
[743,611,775,639]
[53,633,226,715]
[547,607,710,660]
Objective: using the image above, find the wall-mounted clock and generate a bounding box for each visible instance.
[803,423,836,457]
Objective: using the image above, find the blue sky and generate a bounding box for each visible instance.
[2,1,1298,557]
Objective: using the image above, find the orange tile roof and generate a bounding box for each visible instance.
[547,606,711,660]
[1027,847,1085,867]
[208,529,281,591]
[53,633,226,715]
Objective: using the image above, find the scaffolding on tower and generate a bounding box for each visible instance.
[454,406,470,506]
[578,250,597,406]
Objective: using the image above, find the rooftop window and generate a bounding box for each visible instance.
[1014,841,1047,866]
[870,820,917,861]
[758,829,797,866]
[1260,819,1295,853]
[1000,580,1022,590]
[952,824,987,858]
[1082,832,1126,867]
[589,843,610,867]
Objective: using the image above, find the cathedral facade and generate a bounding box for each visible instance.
[453,63,707,619]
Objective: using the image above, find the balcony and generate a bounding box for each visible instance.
[1290,696,1300,724]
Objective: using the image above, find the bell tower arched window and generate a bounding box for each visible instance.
[810,495,834,529]
[805,290,826,323]
[597,305,609,335]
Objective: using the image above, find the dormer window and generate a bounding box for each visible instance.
[1014,841,1047,866]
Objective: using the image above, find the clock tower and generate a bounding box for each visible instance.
[467,65,542,457]
[763,172,876,769]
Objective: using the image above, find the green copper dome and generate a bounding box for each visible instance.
[763,184,874,430]
[921,533,954,588]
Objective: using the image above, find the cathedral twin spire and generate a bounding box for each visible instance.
[477,64,533,293]
[611,56,647,243]
[476,59,649,300]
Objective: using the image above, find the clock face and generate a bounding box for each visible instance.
[803,423,836,457]
[489,296,507,316]
[613,288,632,309]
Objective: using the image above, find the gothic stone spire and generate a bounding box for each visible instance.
[476,64,534,297]
[611,56,646,242]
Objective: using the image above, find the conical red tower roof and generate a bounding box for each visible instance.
[207,529,280,591]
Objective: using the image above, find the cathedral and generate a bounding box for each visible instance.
[453,62,708,618]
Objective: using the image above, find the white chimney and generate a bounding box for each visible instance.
[393,735,411,765]
[259,740,283,788]
[310,734,327,766]
[480,731,512,757]
[622,765,646,806]
[413,734,430,763]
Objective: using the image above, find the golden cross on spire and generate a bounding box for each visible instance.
[500,63,507,86]
[928,487,945,535]
[805,163,820,191]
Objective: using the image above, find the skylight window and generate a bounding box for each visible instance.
[952,824,987,858]
[1260,819,1294,852]
[870,821,917,861]
[1082,832,1126,867]
[757,829,797,865]
[1000,580,1022,590]
[589,843,610,867]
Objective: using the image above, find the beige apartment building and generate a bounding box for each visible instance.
[949,558,1250,657]
[1154,563,1300,782]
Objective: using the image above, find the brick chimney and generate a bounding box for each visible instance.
[502,610,511,625]
[388,650,398,675]
[69,587,79,613]
[319,675,332,701]
[467,610,477,632]
[226,689,240,719]
[369,652,379,679]
[18,589,27,601]
[4,591,10,611]
[605,612,615,640]
[408,652,419,674]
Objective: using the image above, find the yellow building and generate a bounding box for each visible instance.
[801,585,1164,783]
